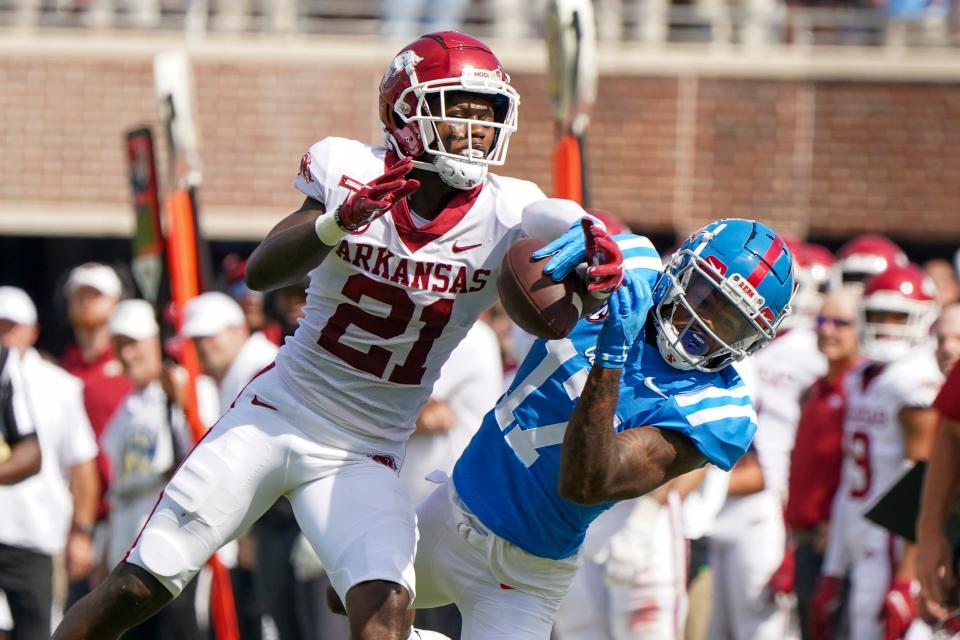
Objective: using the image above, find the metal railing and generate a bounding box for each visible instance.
[0,0,956,48]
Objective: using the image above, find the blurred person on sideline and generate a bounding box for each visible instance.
[554,471,701,640]
[924,259,960,308]
[833,235,908,292]
[221,255,284,346]
[58,263,131,601]
[99,300,199,640]
[916,308,960,627]
[0,303,43,639]
[380,0,469,39]
[179,292,278,417]
[267,282,308,344]
[59,263,131,441]
[775,289,862,639]
[708,239,831,640]
[810,265,942,640]
[934,303,960,378]
[0,287,99,635]
[707,447,778,639]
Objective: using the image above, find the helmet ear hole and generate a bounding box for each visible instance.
[493,95,510,123]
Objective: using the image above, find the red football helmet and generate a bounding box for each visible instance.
[378,32,520,190]
[859,263,938,363]
[834,234,908,290]
[783,238,835,327]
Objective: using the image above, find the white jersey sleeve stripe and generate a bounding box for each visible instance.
[616,237,657,252]
[622,256,663,271]
[684,403,757,427]
[495,339,580,430]
[675,385,752,407]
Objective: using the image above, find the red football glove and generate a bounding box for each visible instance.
[581,218,624,294]
[335,156,419,232]
[808,575,844,640]
[767,547,796,599]
[880,579,917,640]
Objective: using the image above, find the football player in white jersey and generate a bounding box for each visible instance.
[54,32,609,640]
[708,240,831,640]
[810,264,943,640]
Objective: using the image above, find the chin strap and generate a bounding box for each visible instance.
[412,155,487,191]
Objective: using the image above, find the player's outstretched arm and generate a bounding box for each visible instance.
[558,274,703,505]
[557,366,704,505]
[246,197,332,292]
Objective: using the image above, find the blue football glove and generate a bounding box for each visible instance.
[595,271,652,369]
[532,219,594,282]
[533,218,625,294]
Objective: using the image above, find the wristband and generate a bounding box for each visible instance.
[314,210,348,246]
[71,522,95,538]
[597,347,629,369]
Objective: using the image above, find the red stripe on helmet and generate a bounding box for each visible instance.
[747,234,784,288]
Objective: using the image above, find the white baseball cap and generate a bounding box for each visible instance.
[109,299,159,340]
[65,263,123,299]
[181,292,246,338]
[0,287,38,326]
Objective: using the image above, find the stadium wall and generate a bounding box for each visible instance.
[0,33,958,243]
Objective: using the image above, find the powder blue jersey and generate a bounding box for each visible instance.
[452,235,758,560]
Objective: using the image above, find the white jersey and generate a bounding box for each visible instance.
[0,349,97,555]
[751,327,826,498]
[217,332,279,415]
[277,137,547,443]
[839,351,942,509]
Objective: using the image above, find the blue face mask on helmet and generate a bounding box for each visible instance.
[652,218,796,372]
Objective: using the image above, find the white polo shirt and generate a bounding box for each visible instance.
[0,348,97,555]
[399,321,503,504]
[217,332,279,416]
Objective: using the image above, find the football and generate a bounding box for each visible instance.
[498,237,594,340]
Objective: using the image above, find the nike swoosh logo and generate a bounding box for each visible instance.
[452,242,482,253]
[643,377,668,399]
[251,395,278,411]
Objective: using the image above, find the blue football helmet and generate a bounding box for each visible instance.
[653,218,796,372]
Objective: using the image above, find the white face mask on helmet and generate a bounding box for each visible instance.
[378,32,520,191]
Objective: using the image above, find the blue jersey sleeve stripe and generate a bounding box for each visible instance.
[675,385,750,407]
[685,403,757,427]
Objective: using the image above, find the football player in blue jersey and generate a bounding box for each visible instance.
[409,218,796,640]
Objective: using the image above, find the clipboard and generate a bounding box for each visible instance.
[864,462,926,543]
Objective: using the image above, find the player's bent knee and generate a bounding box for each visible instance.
[346,580,411,638]
[108,562,174,609]
[126,495,219,596]
[327,584,347,616]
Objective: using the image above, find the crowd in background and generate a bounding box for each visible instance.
[1,224,960,640]
[3,0,957,48]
